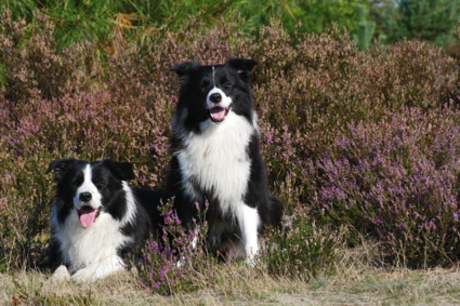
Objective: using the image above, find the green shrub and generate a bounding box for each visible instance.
[263,207,345,279]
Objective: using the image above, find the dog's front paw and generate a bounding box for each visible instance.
[50,265,71,282]
[245,247,261,268]
[246,254,259,267]
[71,267,95,283]
[71,260,125,283]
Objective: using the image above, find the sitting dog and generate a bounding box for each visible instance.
[165,58,285,264]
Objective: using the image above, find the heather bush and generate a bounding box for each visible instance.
[138,199,223,295]
[311,107,460,267]
[138,199,346,294]
[0,9,171,269]
[1,6,460,275]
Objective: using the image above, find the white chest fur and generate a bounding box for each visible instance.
[175,111,256,216]
[51,182,136,271]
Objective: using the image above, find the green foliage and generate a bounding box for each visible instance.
[4,0,460,52]
[2,0,243,52]
[263,207,345,279]
[367,0,394,39]
[354,4,376,50]
[0,0,275,52]
[290,0,364,35]
[383,0,460,47]
[1,0,375,54]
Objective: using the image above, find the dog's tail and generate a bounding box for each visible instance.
[268,196,295,234]
[267,195,286,227]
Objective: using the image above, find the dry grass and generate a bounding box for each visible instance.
[3,243,460,306]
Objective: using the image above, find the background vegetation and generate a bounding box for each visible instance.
[2,0,460,300]
[1,0,459,56]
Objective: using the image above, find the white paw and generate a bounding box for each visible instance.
[245,245,261,267]
[71,260,125,283]
[176,257,184,268]
[50,265,71,282]
[246,253,259,267]
[71,267,96,283]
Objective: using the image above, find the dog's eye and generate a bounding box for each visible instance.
[71,180,79,187]
[201,80,210,90]
[95,180,105,188]
[221,78,232,88]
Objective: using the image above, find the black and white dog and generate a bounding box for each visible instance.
[47,159,161,282]
[167,58,284,264]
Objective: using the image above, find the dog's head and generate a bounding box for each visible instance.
[47,159,135,227]
[172,58,258,127]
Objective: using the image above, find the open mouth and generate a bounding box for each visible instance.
[210,106,230,122]
[77,206,101,228]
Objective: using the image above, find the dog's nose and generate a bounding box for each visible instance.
[210,93,222,103]
[79,192,92,202]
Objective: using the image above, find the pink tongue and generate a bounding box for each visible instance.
[79,207,97,227]
[211,107,226,121]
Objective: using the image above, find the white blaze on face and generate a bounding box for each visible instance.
[206,66,233,122]
[73,164,103,227]
[212,65,216,86]
[206,87,232,109]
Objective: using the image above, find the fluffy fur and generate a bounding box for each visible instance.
[166,58,285,264]
[47,159,161,282]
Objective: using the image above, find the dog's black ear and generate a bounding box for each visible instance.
[47,159,77,183]
[102,159,136,181]
[227,58,258,80]
[171,60,201,83]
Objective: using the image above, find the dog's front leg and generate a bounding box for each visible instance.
[236,203,261,266]
[50,265,71,282]
[71,255,125,282]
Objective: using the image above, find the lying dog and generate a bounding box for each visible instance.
[47,158,161,282]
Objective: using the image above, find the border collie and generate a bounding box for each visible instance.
[47,158,160,282]
[167,58,285,264]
